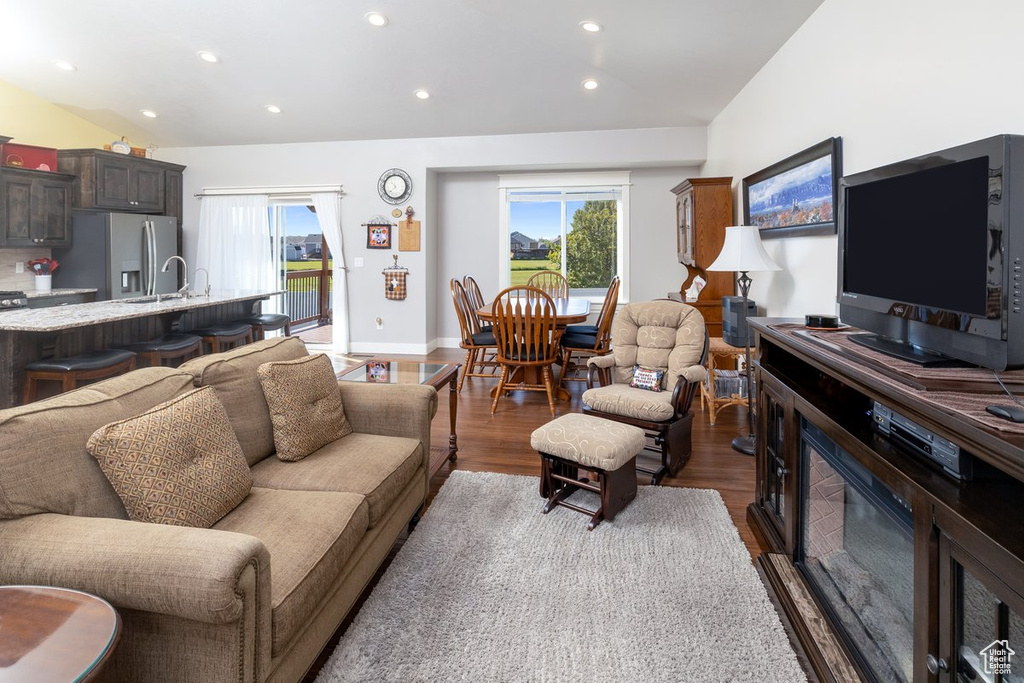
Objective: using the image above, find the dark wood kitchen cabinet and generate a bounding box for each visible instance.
[57,149,185,216]
[0,167,75,247]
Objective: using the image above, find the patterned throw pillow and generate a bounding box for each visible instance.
[257,353,353,462]
[86,386,253,527]
[629,364,665,392]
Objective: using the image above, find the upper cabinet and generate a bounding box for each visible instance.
[0,167,75,248]
[57,150,185,217]
[670,177,734,337]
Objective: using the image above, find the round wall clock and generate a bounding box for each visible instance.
[378,168,413,205]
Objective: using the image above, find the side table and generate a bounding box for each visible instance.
[701,336,750,426]
[0,585,120,682]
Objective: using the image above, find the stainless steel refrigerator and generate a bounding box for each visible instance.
[52,210,179,300]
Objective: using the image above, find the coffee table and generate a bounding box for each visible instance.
[0,585,120,682]
[338,359,460,477]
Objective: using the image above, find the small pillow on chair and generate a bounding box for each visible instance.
[257,353,352,461]
[629,365,665,392]
[86,386,253,527]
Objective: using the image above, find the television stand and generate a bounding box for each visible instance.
[848,332,973,368]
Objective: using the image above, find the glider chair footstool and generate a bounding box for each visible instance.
[531,413,646,530]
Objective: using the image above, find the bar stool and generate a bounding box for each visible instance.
[118,333,203,367]
[236,313,291,341]
[192,322,254,354]
[23,349,137,403]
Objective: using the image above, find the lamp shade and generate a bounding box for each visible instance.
[706,225,781,273]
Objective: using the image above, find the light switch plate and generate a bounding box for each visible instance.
[354,257,364,268]
[15,262,24,273]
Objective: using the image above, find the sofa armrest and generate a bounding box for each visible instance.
[0,513,271,626]
[337,382,437,473]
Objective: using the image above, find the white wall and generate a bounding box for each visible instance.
[434,165,698,346]
[702,0,1024,317]
[159,127,706,352]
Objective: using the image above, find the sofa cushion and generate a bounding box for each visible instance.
[87,387,253,527]
[212,487,369,655]
[257,354,352,461]
[179,336,308,466]
[0,367,194,520]
[250,433,422,528]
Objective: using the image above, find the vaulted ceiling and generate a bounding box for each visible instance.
[0,0,823,148]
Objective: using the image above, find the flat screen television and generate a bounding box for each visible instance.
[837,134,1024,370]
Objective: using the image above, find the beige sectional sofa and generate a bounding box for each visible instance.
[0,336,437,682]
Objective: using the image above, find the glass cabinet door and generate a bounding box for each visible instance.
[940,536,1024,682]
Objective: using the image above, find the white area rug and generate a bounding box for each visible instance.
[315,471,807,683]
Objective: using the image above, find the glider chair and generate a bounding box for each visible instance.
[527,271,569,299]
[491,286,563,416]
[558,275,620,390]
[582,300,708,484]
[451,278,498,392]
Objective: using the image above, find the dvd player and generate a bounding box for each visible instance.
[872,401,973,479]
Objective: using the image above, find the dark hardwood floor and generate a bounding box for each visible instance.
[301,346,756,681]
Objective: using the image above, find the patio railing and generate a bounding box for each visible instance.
[285,270,332,326]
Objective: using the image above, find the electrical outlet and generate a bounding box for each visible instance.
[15,262,24,273]
[375,317,383,330]
[354,257,364,268]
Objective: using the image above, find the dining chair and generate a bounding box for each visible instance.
[451,278,499,392]
[527,271,568,299]
[462,275,487,312]
[490,286,563,416]
[558,275,620,390]
[581,299,708,484]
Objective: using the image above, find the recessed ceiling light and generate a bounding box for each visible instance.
[579,21,603,33]
[197,51,220,63]
[265,104,282,114]
[365,12,389,27]
[414,89,430,100]
[52,60,77,72]
[140,110,158,118]
[582,79,599,90]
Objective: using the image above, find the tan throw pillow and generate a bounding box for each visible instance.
[257,353,352,461]
[86,386,253,527]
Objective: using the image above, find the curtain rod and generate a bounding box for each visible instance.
[194,184,344,198]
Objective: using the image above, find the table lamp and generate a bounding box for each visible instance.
[707,225,781,455]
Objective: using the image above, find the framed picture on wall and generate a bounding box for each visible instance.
[742,137,843,239]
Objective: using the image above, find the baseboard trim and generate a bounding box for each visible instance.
[349,341,434,355]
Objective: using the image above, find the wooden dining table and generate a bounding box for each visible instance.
[477,296,591,401]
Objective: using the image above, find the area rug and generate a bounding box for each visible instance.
[315,471,807,682]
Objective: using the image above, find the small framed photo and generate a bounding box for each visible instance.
[367,224,392,249]
[743,137,843,239]
[366,360,390,383]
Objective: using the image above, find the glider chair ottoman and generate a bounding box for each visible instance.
[531,413,646,530]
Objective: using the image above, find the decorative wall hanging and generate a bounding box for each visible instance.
[383,255,409,300]
[398,205,421,252]
[363,215,396,249]
[742,137,842,239]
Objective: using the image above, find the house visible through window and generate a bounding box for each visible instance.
[499,172,629,299]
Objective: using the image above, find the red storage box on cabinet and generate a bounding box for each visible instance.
[1,143,58,172]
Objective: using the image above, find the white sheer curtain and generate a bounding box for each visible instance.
[195,195,274,292]
[311,192,349,353]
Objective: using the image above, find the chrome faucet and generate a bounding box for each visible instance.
[193,267,211,298]
[161,256,190,296]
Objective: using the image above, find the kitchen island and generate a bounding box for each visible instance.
[0,289,282,408]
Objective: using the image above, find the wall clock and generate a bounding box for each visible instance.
[378,168,413,205]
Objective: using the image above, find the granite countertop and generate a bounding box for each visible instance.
[25,288,98,299]
[0,289,282,332]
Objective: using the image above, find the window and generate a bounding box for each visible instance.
[268,203,332,327]
[499,172,629,300]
